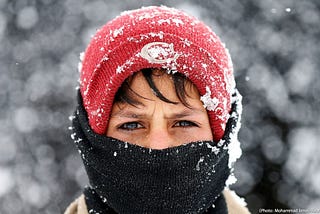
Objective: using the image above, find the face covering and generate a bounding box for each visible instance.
[71,90,241,214]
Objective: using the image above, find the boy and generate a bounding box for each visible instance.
[66,6,249,214]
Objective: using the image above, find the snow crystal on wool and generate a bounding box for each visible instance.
[68,115,75,121]
[78,61,82,72]
[78,52,85,73]
[74,137,82,144]
[116,59,134,74]
[172,18,184,26]
[158,19,171,25]
[101,196,108,203]
[139,42,179,65]
[200,86,219,111]
[205,142,220,155]
[79,52,85,61]
[127,32,165,43]
[202,63,208,70]
[138,13,153,21]
[124,142,128,149]
[225,174,237,186]
[113,26,124,38]
[217,139,225,147]
[83,83,90,96]
[149,32,164,39]
[70,133,76,140]
[224,47,235,91]
[181,38,192,47]
[90,107,103,117]
[226,89,243,186]
[149,45,170,59]
[196,157,204,171]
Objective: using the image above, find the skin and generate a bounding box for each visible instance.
[106,70,213,150]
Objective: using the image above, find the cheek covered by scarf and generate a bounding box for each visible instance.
[70,90,242,214]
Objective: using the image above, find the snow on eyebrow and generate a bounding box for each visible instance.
[200,86,219,111]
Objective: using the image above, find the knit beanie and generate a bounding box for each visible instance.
[79,6,235,142]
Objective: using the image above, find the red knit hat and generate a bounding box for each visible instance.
[79,6,235,142]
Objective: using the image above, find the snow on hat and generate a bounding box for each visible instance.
[79,6,235,142]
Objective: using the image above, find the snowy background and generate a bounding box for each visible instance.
[1,0,320,213]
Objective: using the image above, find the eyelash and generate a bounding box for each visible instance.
[118,122,144,131]
[118,120,198,131]
[173,120,198,128]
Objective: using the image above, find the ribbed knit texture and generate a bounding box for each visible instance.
[71,91,231,213]
[79,6,235,141]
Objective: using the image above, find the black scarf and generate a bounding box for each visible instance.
[71,90,241,214]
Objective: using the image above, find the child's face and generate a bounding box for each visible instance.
[106,71,213,149]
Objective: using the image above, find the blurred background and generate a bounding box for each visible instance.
[0,0,320,213]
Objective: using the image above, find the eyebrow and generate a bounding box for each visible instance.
[110,108,206,120]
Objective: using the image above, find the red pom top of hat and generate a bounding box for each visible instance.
[79,6,235,142]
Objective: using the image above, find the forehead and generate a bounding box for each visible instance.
[129,70,200,100]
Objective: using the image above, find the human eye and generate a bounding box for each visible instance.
[118,122,144,131]
[173,120,199,128]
